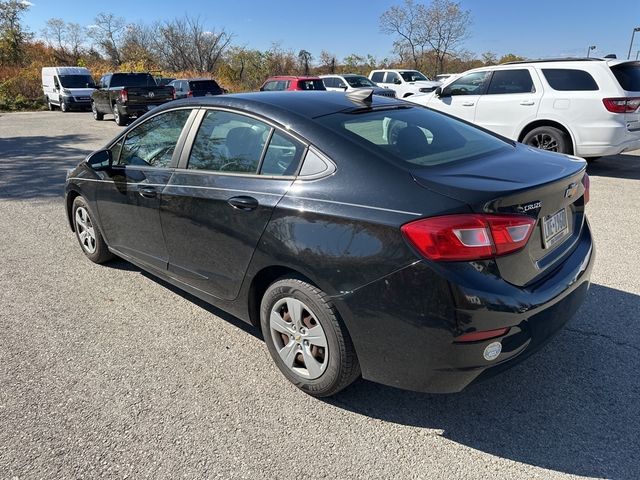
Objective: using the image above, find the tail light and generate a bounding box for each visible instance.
[401,214,536,261]
[582,173,590,204]
[455,327,510,343]
[602,97,640,113]
[169,86,176,99]
[187,90,193,97]
[119,89,128,102]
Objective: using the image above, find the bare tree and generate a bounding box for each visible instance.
[121,22,158,67]
[422,0,471,74]
[87,12,125,66]
[155,15,232,72]
[379,0,428,70]
[42,18,85,64]
[481,51,497,66]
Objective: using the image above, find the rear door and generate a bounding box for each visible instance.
[475,68,542,139]
[95,108,197,270]
[427,71,492,123]
[160,108,306,300]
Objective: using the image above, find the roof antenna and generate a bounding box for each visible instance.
[346,88,374,105]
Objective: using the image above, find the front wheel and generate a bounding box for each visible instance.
[522,126,570,154]
[72,196,113,264]
[60,100,68,112]
[46,97,54,111]
[260,277,360,397]
[113,104,128,126]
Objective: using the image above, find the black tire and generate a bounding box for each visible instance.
[522,126,571,154]
[586,157,600,163]
[60,100,68,113]
[113,104,128,126]
[91,101,104,121]
[260,277,360,397]
[71,196,113,264]
[46,97,54,111]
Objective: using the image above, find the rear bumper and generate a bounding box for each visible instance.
[575,122,640,157]
[117,104,159,117]
[335,220,594,393]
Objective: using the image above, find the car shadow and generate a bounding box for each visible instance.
[326,283,640,479]
[587,152,640,180]
[0,134,101,200]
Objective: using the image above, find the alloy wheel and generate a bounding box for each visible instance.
[269,297,328,380]
[75,207,97,254]
[529,133,559,152]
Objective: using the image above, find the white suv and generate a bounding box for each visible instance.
[369,69,440,98]
[408,58,640,158]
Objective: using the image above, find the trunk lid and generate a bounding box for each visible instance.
[412,144,588,286]
[124,86,174,106]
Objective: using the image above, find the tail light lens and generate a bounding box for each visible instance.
[169,86,176,99]
[119,89,128,103]
[187,90,193,97]
[455,327,510,343]
[582,173,590,204]
[401,214,536,261]
[602,97,640,113]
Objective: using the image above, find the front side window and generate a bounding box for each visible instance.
[542,69,599,91]
[188,110,270,173]
[444,71,491,96]
[117,109,192,168]
[400,71,428,82]
[323,77,337,88]
[316,106,509,168]
[486,69,535,94]
[385,72,401,84]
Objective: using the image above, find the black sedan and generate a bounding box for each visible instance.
[64,90,594,397]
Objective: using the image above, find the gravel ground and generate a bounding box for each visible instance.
[1,111,639,480]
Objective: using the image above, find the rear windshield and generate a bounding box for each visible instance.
[110,73,157,88]
[189,80,222,93]
[316,106,510,168]
[542,69,599,91]
[345,76,377,88]
[59,75,95,88]
[298,80,326,90]
[610,62,640,91]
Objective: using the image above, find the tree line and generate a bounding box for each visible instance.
[0,0,524,110]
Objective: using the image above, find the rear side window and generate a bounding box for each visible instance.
[118,109,192,168]
[298,80,325,90]
[188,110,269,173]
[260,131,305,176]
[487,69,535,94]
[610,62,640,91]
[371,72,384,83]
[542,69,599,91]
[316,107,509,167]
[189,80,222,93]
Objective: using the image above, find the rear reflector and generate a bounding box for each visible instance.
[602,97,640,113]
[401,214,536,261]
[455,327,510,343]
[582,173,590,204]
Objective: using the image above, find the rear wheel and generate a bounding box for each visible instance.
[72,196,113,264]
[91,101,104,121]
[523,126,570,154]
[113,104,128,126]
[260,277,360,397]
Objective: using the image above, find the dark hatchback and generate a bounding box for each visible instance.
[64,91,594,397]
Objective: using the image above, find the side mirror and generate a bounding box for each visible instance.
[434,87,442,97]
[86,149,112,171]
[393,78,402,85]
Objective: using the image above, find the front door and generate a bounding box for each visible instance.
[160,109,306,300]
[95,108,196,270]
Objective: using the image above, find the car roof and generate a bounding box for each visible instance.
[156,91,402,120]
[265,76,322,81]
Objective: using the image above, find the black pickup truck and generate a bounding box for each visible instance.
[91,72,175,126]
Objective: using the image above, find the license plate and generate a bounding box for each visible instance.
[542,208,569,248]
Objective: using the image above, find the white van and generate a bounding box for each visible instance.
[42,67,96,112]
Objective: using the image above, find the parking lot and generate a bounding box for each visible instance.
[1,110,639,479]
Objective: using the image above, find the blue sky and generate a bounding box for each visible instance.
[21,0,640,61]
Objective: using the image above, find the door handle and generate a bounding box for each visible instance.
[227,195,259,211]
[462,102,475,106]
[520,100,535,106]
[138,185,157,198]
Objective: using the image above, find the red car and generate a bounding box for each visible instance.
[259,76,326,91]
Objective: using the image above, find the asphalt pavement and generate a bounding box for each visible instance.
[1,111,639,479]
